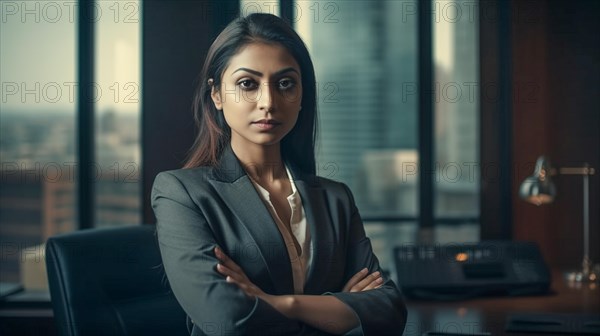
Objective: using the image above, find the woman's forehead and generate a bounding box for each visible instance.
[224,42,300,76]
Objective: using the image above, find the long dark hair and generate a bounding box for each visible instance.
[183,13,318,175]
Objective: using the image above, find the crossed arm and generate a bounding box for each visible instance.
[214,246,383,335]
[152,172,407,335]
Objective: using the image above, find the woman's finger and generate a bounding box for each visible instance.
[350,271,381,292]
[216,262,231,275]
[217,263,248,285]
[214,247,244,274]
[216,260,261,294]
[362,276,384,291]
[225,274,262,298]
[342,268,369,292]
[225,276,256,297]
[214,247,232,263]
[220,265,253,292]
[213,247,266,298]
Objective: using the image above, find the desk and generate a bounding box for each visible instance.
[404,270,600,335]
[1,272,597,336]
[0,290,57,336]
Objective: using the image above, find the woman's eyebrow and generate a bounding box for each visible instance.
[231,67,299,77]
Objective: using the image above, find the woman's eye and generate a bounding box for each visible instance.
[278,79,296,90]
[238,79,257,90]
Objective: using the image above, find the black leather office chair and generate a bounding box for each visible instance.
[46,225,189,336]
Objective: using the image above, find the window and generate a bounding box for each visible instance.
[0,1,77,284]
[433,0,479,224]
[294,0,419,269]
[94,0,141,227]
[0,0,141,286]
[293,0,480,270]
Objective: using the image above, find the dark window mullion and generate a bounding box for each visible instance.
[498,0,513,239]
[77,0,95,229]
[418,0,434,232]
[280,0,294,26]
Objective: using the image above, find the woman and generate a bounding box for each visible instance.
[152,13,407,336]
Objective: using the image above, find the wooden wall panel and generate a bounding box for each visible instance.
[510,0,599,269]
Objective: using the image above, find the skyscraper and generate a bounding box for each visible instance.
[304,1,419,214]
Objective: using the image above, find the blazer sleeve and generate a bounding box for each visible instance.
[324,183,408,336]
[151,171,306,335]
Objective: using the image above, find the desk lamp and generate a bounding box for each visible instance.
[519,156,597,283]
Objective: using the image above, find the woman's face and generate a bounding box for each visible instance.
[211,42,302,150]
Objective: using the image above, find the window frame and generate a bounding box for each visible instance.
[77,0,95,229]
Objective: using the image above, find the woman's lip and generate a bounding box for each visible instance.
[252,122,280,130]
[252,119,280,124]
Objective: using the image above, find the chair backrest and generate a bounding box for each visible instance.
[46,225,189,336]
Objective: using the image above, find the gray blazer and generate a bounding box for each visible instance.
[151,146,407,335]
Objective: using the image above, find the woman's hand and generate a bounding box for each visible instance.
[214,246,296,318]
[342,268,383,292]
[214,246,267,298]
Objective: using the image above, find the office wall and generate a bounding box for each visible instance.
[142,0,238,223]
[510,0,599,270]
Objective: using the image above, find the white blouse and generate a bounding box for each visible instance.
[248,165,312,294]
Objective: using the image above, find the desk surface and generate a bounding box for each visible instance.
[405,270,600,336]
[1,271,598,336]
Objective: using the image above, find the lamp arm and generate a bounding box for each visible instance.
[556,166,595,175]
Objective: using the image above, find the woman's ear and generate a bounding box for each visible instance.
[209,79,223,110]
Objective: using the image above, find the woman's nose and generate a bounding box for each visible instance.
[258,82,275,111]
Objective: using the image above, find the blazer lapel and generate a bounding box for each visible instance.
[208,146,294,295]
[288,166,336,295]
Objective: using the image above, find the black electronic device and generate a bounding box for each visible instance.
[393,241,551,300]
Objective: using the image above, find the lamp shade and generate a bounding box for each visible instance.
[519,156,556,206]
